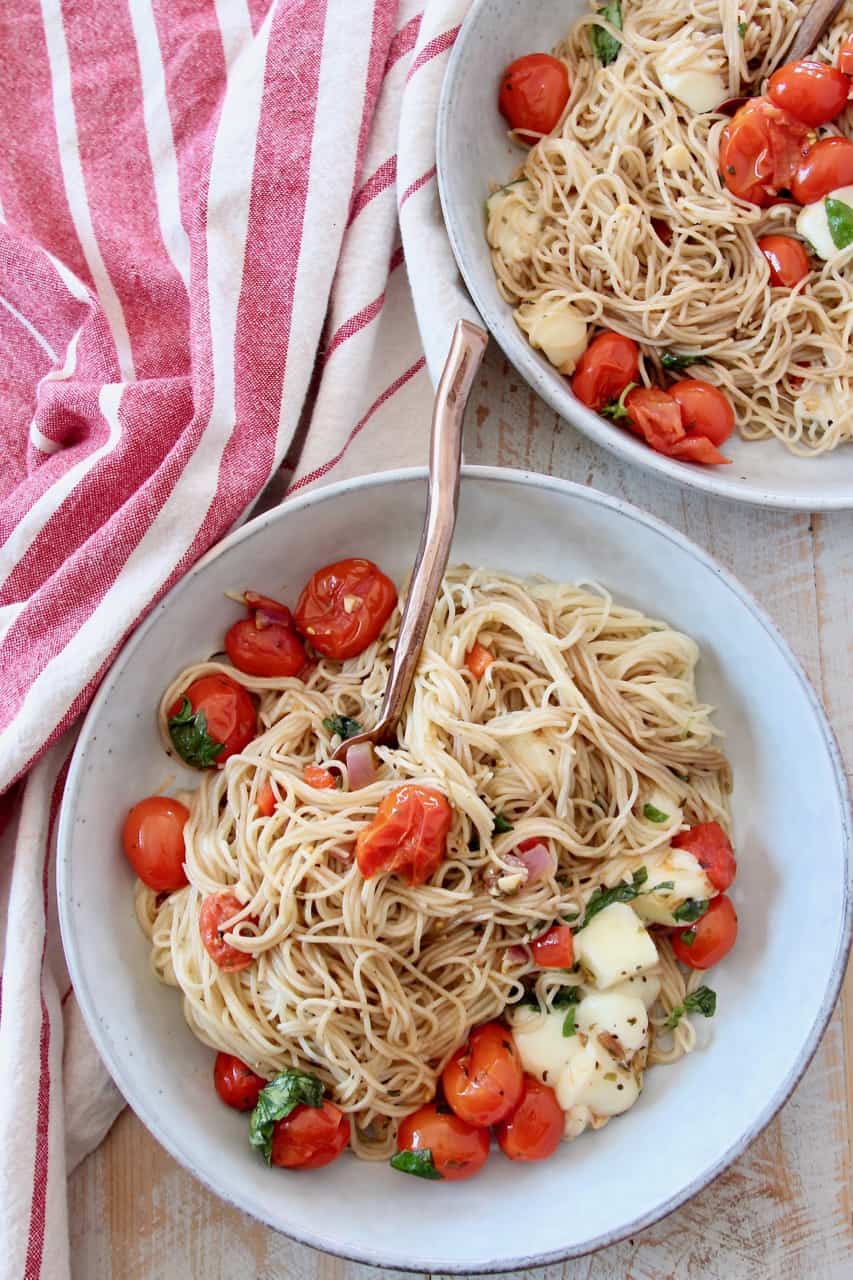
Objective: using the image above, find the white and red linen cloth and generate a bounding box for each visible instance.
[0,0,476,1274]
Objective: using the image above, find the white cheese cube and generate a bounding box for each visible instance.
[632,847,715,927]
[555,1041,640,1116]
[575,991,649,1058]
[486,181,542,265]
[655,44,725,114]
[608,971,662,1010]
[514,294,588,374]
[573,902,659,989]
[509,1005,583,1087]
[796,186,853,260]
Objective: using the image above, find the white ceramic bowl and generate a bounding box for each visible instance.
[436,0,853,510]
[58,467,851,1271]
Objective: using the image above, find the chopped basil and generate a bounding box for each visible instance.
[563,909,580,923]
[738,20,747,37]
[578,867,648,929]
[601,381,636,421]
[589,0,623,66]
[390,1148,442,1179]
[825,197,853,251]
[665,984,717,1028]
[168,696,224,769]
[322,715,363,741]
[562,1006,577,1037]
[492,812,514,834]
[679,928,697,946]
[552,985,582,1010]
[249,1069,325,1164]
[643,803,669,823]
[672,898,709,924]
[661,351,708,371]
[654,880,676,893]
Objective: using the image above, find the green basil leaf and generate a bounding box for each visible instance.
[660,351,708,371]
[551,985,583,1010]
[825,197,853,251]
[654,880,676,893]
[672,898,709,924]
[679,928,697,946]
[249,1069,325,1165]
[578,866,648,928]
[684,985,717,1018]
[492,812,514,834]
[562,1006,577,1037]
[168,696,225,769]
[643,803,669,823]
[390,1148,442,1180]
[322,715,363,741]
[589,0,623,66]
[738,20,747,37]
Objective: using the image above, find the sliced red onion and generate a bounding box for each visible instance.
[513,841,554,885]
[506,944,531,965]
[345,740,376,789]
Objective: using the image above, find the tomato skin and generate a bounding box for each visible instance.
[304,764,337,789]
[840,34,853,77]
[122,796,189,892]
[199,892,256,972]
[270,1099,350,1170]
[572,332,640,412]
[625,387,685,451]
[530,923,574,968]
[257,780,276,817]
[719,98,812,206]
[294,558,397,660]
[169,674,257,767]
[496,1074,563,1161]
[441,1022,524,1127]
[225,613,306,679]
[213,1052,265,1111]
[756,234,810,288]
[465,642,495,679]
[669,381,735,447]
[768,60,850,127]
[672,894,738,969]
[791,135,853,203]
[395,1103,490,1181]
[673,821,736,892]
[498,53,570,143]
[667,436,731,466]
[356,785,452,885]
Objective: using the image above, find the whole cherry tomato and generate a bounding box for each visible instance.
[294,559,397,660]
[393,1103,490,1181]
[498,53,570,143]
[719,98,811,206]
[624,387,685,451]
[791,135,853,204]
[496,1074,563,1161]
[673,821,736,892]
[756,234,811,288]
[199,891,256,971]
[213,1052,265,1111]
[768,60,850,127]
[572,332,640,412]
[270,1098,350,1169]
[672,893,738,969]
[226,590,306,678]
[669,380,735,447]
[168,674,257,768]
[839,34,853,77]
[530,923,574,968]
[442,1022,524,1127]
[356,785,452,885]
[122,796,189,891]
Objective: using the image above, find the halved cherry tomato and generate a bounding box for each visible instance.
[667,436,731,465]
[768,60,850,127]
[672,893,738,969]
[442,1022,524,1127]
[394,1103,490,1181]
[530,923,574,968]
[757,234,811,288]
[356,785,452,885]
[839,34,853,77]
[169,674,257,768]
[225,590,306,678]
[199,891,256,971]
[673,821,736,892]
[270,1098,350,1169]
[669,380,735,448]
[791,135,853,204]
[498,53,570,143]
[624,387,685,451]
[719,98,812,206]
[572,332,640,412]
[465,642,495,679]
[257,780,276,817]
[496,1074,563,1161]
[294,558,397,660]
[213,1052,265,1111]
[122,796,189,892]
[304,763,337,789]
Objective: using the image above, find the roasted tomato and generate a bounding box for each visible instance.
[672,893,738,969]
[498,53,570,143]
[572,332,640,412]
[496,1074,563,1161]
[767,60,850,127]
[225,591,306,678]
[719,98,812,206]
[756,234,811,287]
[791,135,853,204]
[673,821,736,892]
[666,436,731,465]
[530,923,574,968]
[294,558,397,660]
[669,380,735,448]
[213,1052,265,1111]
[168,674,257,768]
[270,1099,350,1169]
[839,34,853,77]
[392,1103,490,1181]
[465,642,495,679]
[122,796,189,892]
[257,780,276,817]
[356,785,452,885]
[199,891,256,972]
[624,387,685,451]
[442,1022,524,1127]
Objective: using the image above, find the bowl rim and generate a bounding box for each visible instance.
[435,0,853,512]
[57,464,853,1271]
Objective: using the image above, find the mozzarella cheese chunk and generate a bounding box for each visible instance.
[655,45,725,114]
[555,1040,641,1116]
[486,181,542,265]
[792,381,853,436]
[641,785,683,830]
[510,1003,584,1086]
[573,902,659,989]
[632,846,715,927]
[663,142,691,172]
[608,971,662,1009]
[503,730,560,791]
[514,294,588,375]
[575,991,649,1058]
[796,185,853,261]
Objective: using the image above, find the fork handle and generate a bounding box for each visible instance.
[784,0,845,62]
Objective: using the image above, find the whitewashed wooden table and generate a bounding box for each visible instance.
[69,342,853,1279]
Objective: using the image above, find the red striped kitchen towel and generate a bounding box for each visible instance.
[0,0,473,1275]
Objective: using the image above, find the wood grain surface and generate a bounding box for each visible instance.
[68,343,853,1279]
